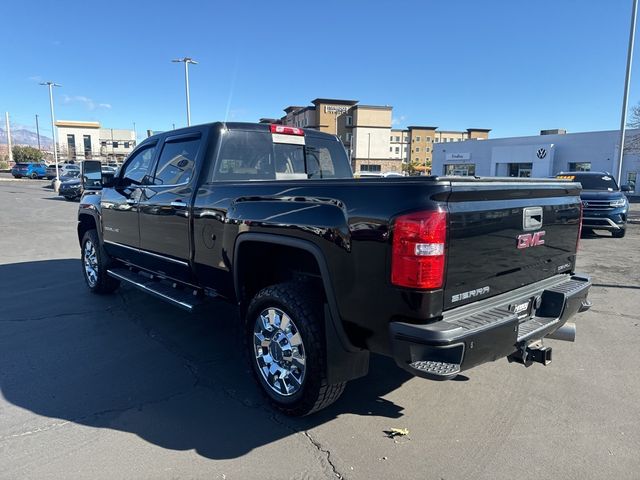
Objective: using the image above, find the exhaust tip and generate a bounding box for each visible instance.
[547,322,576,342]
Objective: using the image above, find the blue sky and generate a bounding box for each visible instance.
[1,0,638,141]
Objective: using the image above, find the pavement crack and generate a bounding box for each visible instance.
[116,291,263,409]
[0,387,194,444]
[301,430,343,479]
[269,412,345,479]
[1,310,104,322]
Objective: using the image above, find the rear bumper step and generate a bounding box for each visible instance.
[389,274,591,380]
[408,361,460,380]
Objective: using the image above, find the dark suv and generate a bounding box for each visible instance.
[557,172,631,238]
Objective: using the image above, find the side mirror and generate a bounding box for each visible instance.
[621,184,632,192]
[81,160,104,190]
[102,172,116,188]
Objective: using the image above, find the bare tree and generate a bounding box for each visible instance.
[625,102,640,153]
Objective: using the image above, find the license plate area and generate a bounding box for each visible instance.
[509,298,534,321]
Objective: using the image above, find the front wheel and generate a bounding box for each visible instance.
[245,283,345,416]
[81,229,120,294]
[30,173,38,179]
[612,228,626,238]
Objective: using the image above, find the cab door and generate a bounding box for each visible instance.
[101,142,158,264]
[137,130,205,282]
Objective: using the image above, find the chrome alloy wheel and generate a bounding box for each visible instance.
[253,307,306,397]
[83,240,98,287]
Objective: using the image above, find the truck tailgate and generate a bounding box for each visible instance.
[443,179,582,311]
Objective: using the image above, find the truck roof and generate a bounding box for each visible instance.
[146,122,336,142]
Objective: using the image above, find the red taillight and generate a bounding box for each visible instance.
[391,210,447,289]
[270,124,304,136]
[576,202,583,251]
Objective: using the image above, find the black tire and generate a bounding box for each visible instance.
[14,175,21,178]
[245,282,345,416]
[612,228,626,238]
[30,173,38,179]
[81,229,120,294]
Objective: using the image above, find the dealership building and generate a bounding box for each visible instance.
[432,128,640,189]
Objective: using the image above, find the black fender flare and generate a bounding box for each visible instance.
[233,233,369,383]
[77,208,103,246]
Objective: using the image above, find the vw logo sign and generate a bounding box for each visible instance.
[536,148,547,159]
[582,201,589,207]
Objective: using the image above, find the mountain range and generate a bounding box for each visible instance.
[0,128,53,149]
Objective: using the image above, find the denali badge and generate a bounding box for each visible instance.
[517,231,545,249]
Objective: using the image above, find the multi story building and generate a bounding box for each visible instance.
[280,99,358,134]
[265,99,490,175]
[55,120,136,163]
[389,129,410,162]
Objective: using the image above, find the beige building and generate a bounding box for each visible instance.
[281,98,358,134]
[55,120,136,163]
[349,105,394,173]
[265,99,490,175]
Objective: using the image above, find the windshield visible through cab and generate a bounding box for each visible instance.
[559,174,619,191]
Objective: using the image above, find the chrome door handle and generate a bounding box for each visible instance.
[170,201,188,208]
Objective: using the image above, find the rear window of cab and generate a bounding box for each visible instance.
[211,130,352,181]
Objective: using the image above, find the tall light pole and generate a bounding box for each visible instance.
[40,81,61,186]
[5,112,13,164]
[172,57,198,126]
[35,114,41,150]
[616,0,638,184]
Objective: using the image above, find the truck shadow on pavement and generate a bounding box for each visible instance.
[0,259,412,460]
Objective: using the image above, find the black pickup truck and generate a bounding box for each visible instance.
[77,122,591,415]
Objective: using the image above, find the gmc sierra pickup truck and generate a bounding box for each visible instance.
[77,122,592,416]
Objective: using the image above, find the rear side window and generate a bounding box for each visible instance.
[152,136,200,185]
[212,131,351,181]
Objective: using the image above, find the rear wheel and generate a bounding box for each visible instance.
[81,229,120,294]
[612,228,626,238]
[245,283,345,416]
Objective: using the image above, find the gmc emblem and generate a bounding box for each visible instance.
[517,231,546,249]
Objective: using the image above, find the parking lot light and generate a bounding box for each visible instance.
[40,81,61,190]
[172,57,198,127]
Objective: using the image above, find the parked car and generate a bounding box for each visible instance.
[77,122,591,416]
[59,166,117,200]
[556,171,631,238]
[46,163,81,179]
[58,177,83,201]
[11,162,47,179]
[50,170,80,188]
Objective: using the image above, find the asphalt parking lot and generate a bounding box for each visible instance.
[1,177,639,480]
